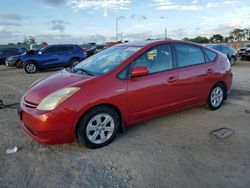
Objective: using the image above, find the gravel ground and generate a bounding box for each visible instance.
[0,61,250,188]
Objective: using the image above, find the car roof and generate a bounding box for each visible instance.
[115,40,167,47]
[115,40,208,49]
[47,44,78,47]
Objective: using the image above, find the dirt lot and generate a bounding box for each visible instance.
[0,61,250,188]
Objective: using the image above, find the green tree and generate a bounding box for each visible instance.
[210,34,224,43]
[229,28,245,42]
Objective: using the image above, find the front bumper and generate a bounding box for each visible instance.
[243,51,250,57]
[19,98,77,144]
[5,59,16,67]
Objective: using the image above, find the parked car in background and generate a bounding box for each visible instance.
[19,40,232,148]
[85,45,108,57]
[6,49,40,68]
[0,48,27,64]
[20,44,87,73]
[206,44,237,65]
[241,48,250,60]
[238,43,250,57]
[85,46,96,57]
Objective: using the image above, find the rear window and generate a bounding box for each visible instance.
[204,48,217,62]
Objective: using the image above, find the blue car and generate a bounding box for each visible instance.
[0,48,26,64]
[21,44,87,73]
[206,44,238,65]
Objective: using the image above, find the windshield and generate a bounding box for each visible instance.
[72,46,141,76]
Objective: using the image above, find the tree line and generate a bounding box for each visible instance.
[184,28,250,44]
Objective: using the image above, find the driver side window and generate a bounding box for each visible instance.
[132,44,173,74]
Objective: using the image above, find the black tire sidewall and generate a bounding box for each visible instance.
[16,61,23,68]
[70,58,79,66]
[77,106,120,149]
[208,83,225,110]
[24,62,37,74]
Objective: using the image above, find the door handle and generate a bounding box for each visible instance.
[167,76,177,83]
[207,68,213,74]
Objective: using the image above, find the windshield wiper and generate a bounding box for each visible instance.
[73,68,95,76]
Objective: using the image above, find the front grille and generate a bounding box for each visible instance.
[24,99,38,108]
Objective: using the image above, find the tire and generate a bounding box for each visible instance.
[229,57,236,66]
[16,60,23,68]
[77,106,120,149]
[70,58,80,66]
[207,83,225,110]
[240,55,246,61]
[24,62,37,74]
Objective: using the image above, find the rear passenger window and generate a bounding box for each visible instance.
[57,46,70,52]
[175,44,205,67]
[204,48,217,62]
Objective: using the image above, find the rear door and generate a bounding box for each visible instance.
[174,43,214,106]
[39,46,59,68]
[57,46,72,66]
[127,44,179,123]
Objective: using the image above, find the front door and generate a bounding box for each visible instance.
[127,44,179,123]
[39,46,59,68]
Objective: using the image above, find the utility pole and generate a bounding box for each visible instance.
[165,27,168,39]
[116,16,125,41]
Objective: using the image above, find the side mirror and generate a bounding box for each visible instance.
[131,66,149,77]
[38,51,42,55]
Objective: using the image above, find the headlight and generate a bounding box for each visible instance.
[8,57,13,61]
[37,87,80,111]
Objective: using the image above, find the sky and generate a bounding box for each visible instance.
[0,0,250,44]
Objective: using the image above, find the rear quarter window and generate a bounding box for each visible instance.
[204,48,217,62]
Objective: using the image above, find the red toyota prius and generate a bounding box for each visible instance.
[19,40,232,148]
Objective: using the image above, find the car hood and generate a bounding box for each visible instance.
[7,54,22,60]
[24,69,95,105]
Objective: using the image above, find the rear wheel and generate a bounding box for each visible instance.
[207,83,225,110]
[229,57,236,66]
[77,106,120,149]
[24,62,37,74]
[70,58,80,66]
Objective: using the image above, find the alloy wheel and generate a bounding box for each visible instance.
[86,113,115,144]
[210,86,224,108]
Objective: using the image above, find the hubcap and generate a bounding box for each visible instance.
[26,64,36,73]
[230,58,235,65]
[86,113,115,144]
[210,87,223,107]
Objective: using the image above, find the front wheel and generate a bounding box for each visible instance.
[77,106,120,149]
[207,83,225,110]
[24,62,37,74]
[16,60,23,68]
